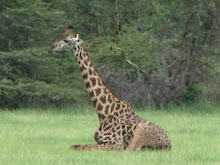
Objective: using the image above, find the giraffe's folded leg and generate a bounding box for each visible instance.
[70,143,124,151]
[126,121,171,151]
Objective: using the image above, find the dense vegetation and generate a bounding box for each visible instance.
[0,0,219,108]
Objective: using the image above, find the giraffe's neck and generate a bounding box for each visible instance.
[73,44,125,121]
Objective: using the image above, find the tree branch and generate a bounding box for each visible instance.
[111,47,149,74]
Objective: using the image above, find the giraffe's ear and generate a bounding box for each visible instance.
[74,33,79,38]
[74,34,83,44]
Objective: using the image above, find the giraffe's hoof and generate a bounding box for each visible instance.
[70,145,80,150]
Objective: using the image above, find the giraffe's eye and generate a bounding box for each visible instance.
[64,39,69,43]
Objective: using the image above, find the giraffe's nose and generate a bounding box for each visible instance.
[48,49,53,53]
[48,47,54,53]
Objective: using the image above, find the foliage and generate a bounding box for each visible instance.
[182,84,202,104]
[0,0,67,51]
[0,49,87,108]
[0,0,218,108]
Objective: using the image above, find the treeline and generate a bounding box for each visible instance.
[0,0,219,108]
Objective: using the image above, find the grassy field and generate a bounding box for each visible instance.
[0,105,219,165]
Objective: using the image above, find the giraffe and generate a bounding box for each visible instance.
[48,26,171,151]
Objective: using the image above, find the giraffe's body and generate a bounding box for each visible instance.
[48,26,171,151]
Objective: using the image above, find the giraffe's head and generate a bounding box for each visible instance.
[48,26,83,53]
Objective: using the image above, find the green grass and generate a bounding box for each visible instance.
[0,105,219,165]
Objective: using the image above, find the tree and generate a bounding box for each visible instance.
[0,0,67,51]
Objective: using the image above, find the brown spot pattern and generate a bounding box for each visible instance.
[82,73,88,79]
[90,78,96,86]
[110,103,115,113]
[89,69,93,75]
[95,88,101,96]
[80,64,86,72]
[92,99,97,107]
[97,79,102,86]
[86,82,91,88]
[100,96,106,104]
[89,90,94,97]
[116,104,120,110]
[97,103,103,111]
[98,113,105,120]
[84,59,88,66]
[105,105,110,115]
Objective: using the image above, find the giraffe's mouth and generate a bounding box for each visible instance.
[48,46,55,53]
[48,49,53,53]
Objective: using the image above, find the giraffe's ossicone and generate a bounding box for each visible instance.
[48,26,171,151]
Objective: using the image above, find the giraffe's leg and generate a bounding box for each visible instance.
[70,144,101,151]
[127,121,171,151]
[70,143,124,151]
